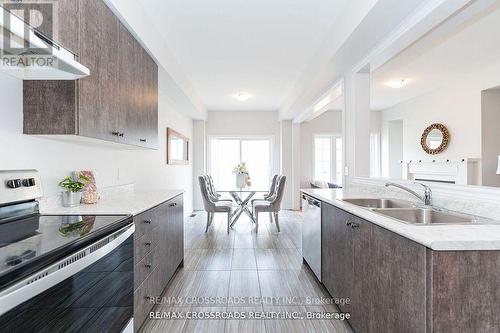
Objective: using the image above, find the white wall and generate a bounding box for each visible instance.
[481,89,500,187]
[387,120,403,179]
[0,72,194,216]
[379,63,500,181]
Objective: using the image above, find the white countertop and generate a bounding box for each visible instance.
[301,188,500,251]
[40,189,184,216]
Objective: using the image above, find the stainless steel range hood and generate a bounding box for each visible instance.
[0,6,89,80]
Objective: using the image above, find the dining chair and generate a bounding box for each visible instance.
[204,175,232,204]
[253,175,286,233]
[250,174,278,207]
[198,176,232,233]
[206,174,222,198]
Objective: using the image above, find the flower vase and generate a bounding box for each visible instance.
[61,191,82,207]
[236,173,247,189]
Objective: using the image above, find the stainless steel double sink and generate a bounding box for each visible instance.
[341,198,481,225]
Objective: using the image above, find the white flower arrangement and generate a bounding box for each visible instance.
[232,162,249,175]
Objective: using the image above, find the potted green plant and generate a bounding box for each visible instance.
[59,174,90,207]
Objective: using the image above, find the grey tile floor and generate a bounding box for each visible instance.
[140,210,353,333]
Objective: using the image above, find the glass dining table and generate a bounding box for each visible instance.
[218,188,268,227]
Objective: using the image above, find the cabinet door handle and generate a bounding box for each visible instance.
[145,242,152,246]
[169,202,177,207]
[145,263,152,268]
[140,138,147,142]
[143,220,152,224]
[111,131,119,136]
[119,133,124,137]
[351,222,360,229]
[346,221,352,227]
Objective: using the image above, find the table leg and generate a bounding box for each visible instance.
[240,192,256,223]
[230,192,243,217]
[229,191,256,227]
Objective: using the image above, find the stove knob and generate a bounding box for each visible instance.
[6,179,22,189]
[22,178,36,187]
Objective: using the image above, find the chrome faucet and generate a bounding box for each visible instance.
[385,182,432,206]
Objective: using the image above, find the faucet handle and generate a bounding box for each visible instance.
[414,182,432,204]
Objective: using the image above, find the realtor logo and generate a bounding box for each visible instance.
[1,1,56,69]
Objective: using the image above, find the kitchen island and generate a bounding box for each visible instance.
[302,188,500,333]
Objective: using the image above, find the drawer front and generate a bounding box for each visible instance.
[134,227,159,264]
[134,267,157,332]
[134,250,156,290]
[134,209,158,238]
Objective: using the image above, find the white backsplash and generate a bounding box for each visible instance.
[347,178,500,221]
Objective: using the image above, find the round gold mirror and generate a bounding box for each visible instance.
[420,123,449,155]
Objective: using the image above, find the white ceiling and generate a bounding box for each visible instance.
[371,0,500,110]
[137,0,350,111]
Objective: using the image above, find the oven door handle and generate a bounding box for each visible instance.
[0,223,135,316]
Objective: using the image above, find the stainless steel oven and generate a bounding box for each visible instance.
[0,170,135,333]
[0,222,134,332]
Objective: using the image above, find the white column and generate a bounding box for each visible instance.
[280,120,293,209]
[292,122,301,209]
[344,72,371,183]
[193,120,206,210]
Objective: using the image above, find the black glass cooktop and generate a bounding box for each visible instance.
[0,214,131,289]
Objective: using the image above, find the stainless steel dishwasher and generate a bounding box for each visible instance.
[302,193,322,281]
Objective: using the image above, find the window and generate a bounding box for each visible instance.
[313,134,343,185]
[370,133,381,177]
[314,136,331,182]
[209,137,272,190]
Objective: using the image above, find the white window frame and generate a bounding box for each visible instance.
[313,133,343,184]
[207,135,275,189]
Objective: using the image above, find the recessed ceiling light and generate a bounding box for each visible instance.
[387,79,409,89]
[233,92,252,101]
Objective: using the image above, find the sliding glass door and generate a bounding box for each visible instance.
[209,137,272,190]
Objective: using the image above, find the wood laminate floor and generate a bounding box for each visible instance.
[140,210,353,333]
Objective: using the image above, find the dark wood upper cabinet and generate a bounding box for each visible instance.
[18,0,80,55]
[118,24,159,149]
[22,0,158,149]
[78,0,120,142]
[142,49,159,148]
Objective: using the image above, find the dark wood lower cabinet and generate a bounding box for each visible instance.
[133,194,184,332]
[366,218,427,333]
[429,251,500,333]
[321,203,353,313]
[321,202,499,333]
